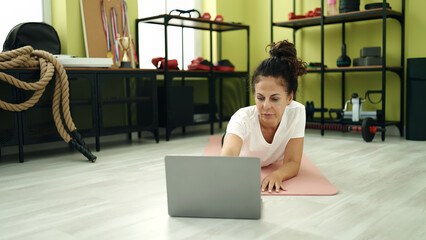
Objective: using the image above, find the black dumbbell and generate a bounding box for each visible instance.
[348,117,385,142]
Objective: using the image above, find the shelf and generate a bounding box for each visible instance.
[306,118,399,127]
[102,96,152,104]
[136,14,249,32]
[155,69,249,78]
[0,68,157,75]
[271,0,405,141]
[274,8,403,29]
[67,68,157,74]
[307,66,403,73]
[213,71,250,78]
[32,99,92,108]
[137,14,250,140]
[1,68,159,162]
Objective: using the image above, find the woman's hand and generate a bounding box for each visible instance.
[261,171,286,193]
[261,138,304,193]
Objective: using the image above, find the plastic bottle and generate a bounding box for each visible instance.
[351,93,360,122]
[328,0,337,16]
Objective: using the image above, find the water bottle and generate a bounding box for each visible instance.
[328,0,337,16]
[351,93,360,122]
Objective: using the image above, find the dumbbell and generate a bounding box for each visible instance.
[305,8,322,17]
[202,12,211,20]
[306,101,328,120]
[312,8,322,16]
[350,117,385,142]
[288,12,306,20]
[305,117,385,142]
[214,15,223,22]
[305,11,314,17]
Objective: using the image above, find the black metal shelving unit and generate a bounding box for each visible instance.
[271,0,405,141]
[0,68,158,162]
[136,14,250,140]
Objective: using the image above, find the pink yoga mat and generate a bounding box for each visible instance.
[203,136,338,196]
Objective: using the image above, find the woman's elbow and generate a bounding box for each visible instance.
[220,148,238,156]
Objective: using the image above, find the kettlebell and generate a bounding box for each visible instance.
[305,101,315,120]
[337,43,351,67]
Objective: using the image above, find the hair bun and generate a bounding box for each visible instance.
[266,40,307,77]
[268,40,297,59]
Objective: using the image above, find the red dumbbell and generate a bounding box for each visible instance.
[214,15,223,22]
[305,8,322,18]
[288,12,306,20]
[313,8,322,16]
[202,12,211,20]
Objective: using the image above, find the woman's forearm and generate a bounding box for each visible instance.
[275,160,301,181]
[220,133,243,157]
[275,137,303,181]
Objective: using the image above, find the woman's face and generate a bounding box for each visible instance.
[254,76,293,128]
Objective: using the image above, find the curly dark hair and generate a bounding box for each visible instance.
[252,40,307,95]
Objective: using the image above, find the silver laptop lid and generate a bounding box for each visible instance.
[165,155,261,219]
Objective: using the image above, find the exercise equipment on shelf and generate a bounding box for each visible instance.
[201,12,225,22]
[305,8,322,17]
[214,15,224,22]
[202,12,211,20]
[353,46,382,67]
[339,0,360,13]
[288,8,321,20]
[214,59,234,71]
[337,42,351,67]
[307,62,327,68]
[365,2,391,10]
[168,9,225,22]
[306,117,384,142]
[188,57,213,71]
[169,9,201,18]
[152,57,178,69]
[188,58,235,71]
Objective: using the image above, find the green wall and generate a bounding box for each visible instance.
[216,0,426,122]
[53,0,426,122]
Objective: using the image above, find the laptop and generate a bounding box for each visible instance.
[164,155,261,219]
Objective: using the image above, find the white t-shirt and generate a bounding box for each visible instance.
[226,100,305,167]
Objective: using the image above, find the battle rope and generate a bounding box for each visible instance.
[0,46,97,162]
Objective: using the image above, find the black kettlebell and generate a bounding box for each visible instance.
[337,43,351,67]
[305,101,314,120]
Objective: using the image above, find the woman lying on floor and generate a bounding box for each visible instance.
[221,40,307,193]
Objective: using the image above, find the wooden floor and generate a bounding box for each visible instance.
[1,125,425,240]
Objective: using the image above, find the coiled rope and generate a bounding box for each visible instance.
[0,46,96,162]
